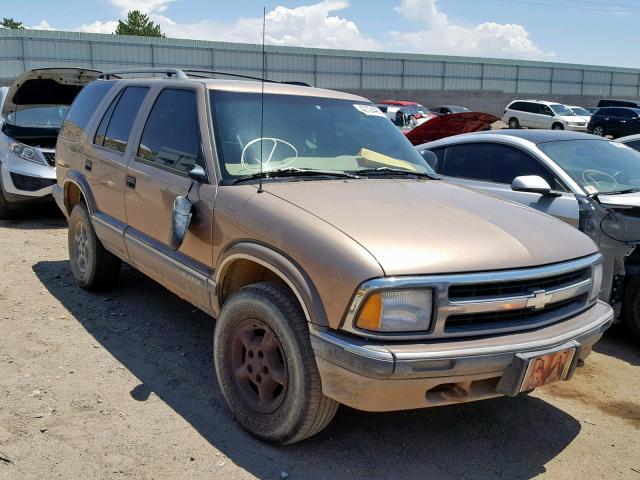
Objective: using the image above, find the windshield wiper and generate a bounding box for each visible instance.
[600,187,640,195]
[350,167,438,179]
[232,168,359,184]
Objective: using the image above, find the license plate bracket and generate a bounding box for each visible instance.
[496,340,581,397]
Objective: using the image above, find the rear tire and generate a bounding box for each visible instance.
[622,275,640,344]
[552,123,564,130]
[214,282,339,444]
[68,203,121,290]
[592,125,605,137]
[508,117,520,129]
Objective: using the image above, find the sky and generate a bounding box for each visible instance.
[4,0,639,68]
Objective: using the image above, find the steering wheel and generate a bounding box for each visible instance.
[240,137,299,171]
[582,169,617,191]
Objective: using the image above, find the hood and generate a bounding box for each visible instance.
[2,68,101,118]
[597,191,640,208]
[404,112,498,145]
[263,180,596,276]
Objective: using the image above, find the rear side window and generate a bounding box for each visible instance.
[442,142,563,189]
[60,81,115,141]
[509,102,525,112]
[94,86,148,153]
[136,89,203,174]
[625,140,640,152]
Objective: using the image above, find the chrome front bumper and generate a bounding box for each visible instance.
[311,301,613,411]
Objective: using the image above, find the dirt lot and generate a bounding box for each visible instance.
[0,211,639,480]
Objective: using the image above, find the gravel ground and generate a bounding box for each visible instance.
[0,211,639,480]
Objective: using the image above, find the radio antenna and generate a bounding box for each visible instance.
[258,6,266,194]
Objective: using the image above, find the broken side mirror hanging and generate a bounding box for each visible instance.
[169,165,206,250]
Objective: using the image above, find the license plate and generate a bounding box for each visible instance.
[520,347,576,392]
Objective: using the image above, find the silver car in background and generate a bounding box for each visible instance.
[0,68,99,218]
[417,130,640,342]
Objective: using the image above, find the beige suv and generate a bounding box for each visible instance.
[54,68,613,444]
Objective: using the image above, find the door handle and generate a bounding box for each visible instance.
[85,159,92,171]
[126,175,136,189]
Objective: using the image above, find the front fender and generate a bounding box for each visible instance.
[214,241,328,327]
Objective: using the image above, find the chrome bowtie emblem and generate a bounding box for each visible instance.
[526,289,552,310]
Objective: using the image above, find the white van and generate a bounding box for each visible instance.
[502,100,587,131]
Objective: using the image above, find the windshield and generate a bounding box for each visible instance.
[538,139,640,194]
[549,104,575,116]
[210,91,433,182]
[7,106,70,128]
[570,107,590,116]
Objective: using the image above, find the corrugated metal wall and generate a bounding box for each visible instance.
[1,28,639,99]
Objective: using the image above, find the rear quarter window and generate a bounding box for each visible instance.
[59,81,115,142]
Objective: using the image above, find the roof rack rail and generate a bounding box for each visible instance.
[181,69,311,87]
[98,68,188,80]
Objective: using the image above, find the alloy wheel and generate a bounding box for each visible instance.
[229,318,288,414]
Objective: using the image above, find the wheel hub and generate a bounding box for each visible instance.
[74,221,89,276]
[230,319,288,414]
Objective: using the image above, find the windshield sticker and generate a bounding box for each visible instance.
[584,185,598,194]
[353,104,386,117]
[609,141,629,149]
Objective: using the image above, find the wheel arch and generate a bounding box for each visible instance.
[61,171,96,216]
[213,241,328,327]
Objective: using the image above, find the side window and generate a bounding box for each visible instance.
[136,89,203,174]
[442,143,564,189]
[60,81,115,142]
[424,147,445,171]
[541,105,553,116]
[619,109,637,119]
[96,86,148,153]
[626,140,640,152]
[509,102,524,112]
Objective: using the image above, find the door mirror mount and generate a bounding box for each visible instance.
[188,164,207,182]
[511,175,559,196]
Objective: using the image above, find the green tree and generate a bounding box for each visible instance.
[1,18,24,29]
[115,10,164,37]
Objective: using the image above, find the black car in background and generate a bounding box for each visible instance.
[597,99,640,108]
[587,107,640,138]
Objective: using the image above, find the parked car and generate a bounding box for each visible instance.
[393,105,437,129]
[598,99,640,108]
[586,107,599,115]
[417,129,640,342]
[0,68,99,218]
[616,133,640,151]
[567,105,592,123]
[55,68,611,444]
[430,105,470,115]
[502,100,587,131]
[587,107,640,138]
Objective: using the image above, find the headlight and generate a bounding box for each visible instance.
[590,263,603,301]
[355,288,433,332]
[8,141,45,165]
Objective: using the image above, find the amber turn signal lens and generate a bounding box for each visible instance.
[355,293,382,331]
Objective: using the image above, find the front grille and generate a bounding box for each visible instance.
[10,172,56,192]
[449,268,590,301]
[445,294,588,333]
[42,152,56,166]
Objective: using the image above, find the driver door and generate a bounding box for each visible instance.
[123,85,216,311]
[435,142,580,226]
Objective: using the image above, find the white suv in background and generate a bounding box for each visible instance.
[502,100,587,131]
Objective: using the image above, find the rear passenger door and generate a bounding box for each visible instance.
[85,85,149,257]
[434,142,580,226]
[123,86,216,311]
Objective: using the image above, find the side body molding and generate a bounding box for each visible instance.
[214,242,328,327]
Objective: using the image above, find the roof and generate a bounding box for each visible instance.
[509,99,565,106]
[104,76,368,102]
[472,129,597,143]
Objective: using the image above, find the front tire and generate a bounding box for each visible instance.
[0,181,15,220]
[214,282,338,444]
[622,275,640,344]
[68,203,121,290]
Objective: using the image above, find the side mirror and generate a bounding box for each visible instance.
[511,175,556,195]
[169,195,193,250]
[188,164,207,182]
